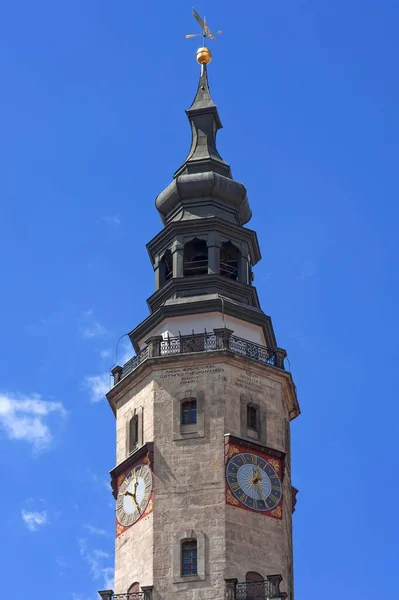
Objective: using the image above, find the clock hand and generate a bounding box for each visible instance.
[124,489,142,513]
[256,481,268,505]
[252,466,263,484]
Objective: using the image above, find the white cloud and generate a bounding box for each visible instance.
[79,310,108,339]
[78,539,114,590]
[84,524,110,537]
[0,393,67,449]
[22,509,48,532]
[99,349,112,360]
[101,215,120,227]
[83,374,109,403]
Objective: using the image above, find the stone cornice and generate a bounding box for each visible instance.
[146,275,261,313]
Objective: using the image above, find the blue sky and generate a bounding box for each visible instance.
[1,1,398,598]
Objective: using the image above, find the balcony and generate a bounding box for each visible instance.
[99,578,286,600]
[226,576,287,600]
[98,591,151,600]
[112,330,287,386]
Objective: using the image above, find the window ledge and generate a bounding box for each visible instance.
[173,574,205,584]
[247,428,259,440]
[181,423,198,434]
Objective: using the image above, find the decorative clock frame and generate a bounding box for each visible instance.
[224,434,285,520]
[110,442,154,536]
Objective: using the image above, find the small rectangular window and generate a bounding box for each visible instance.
[181,399,197,425]
[181,540,197,576]
[129,415,139,454]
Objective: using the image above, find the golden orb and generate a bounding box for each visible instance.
[196,47,212,64]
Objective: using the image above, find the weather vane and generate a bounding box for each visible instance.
[185,8,222,65]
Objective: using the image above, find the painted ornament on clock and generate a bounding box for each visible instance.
[226,449,283,519]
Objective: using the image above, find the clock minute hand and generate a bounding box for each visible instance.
[257,483,268,506]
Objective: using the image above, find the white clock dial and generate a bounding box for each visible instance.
[116,463,152,528]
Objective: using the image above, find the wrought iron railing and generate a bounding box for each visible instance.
[98,592,149,600]
[236,581,277,600]
[226,577,285,600]
[110,594,145,600]
[160,333,217,356]
[121,346,149,378]
[114,332,285,385]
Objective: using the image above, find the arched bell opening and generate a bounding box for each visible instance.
[220,241,240,280]
[159,249,173,286]
[183,238,208,277]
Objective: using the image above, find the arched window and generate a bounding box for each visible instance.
[181,398,197,425]
[181,540,197,576]
[220,241,240,280]
[159,249,173,286]
[127,582,140,598]
[246,572,265,600]
[183,239,208,277]
[129,415,139,454]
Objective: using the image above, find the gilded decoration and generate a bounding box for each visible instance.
[226,489,239,506]
[227,444,240,458]
[267,457,281,476]
[270,505,282,519]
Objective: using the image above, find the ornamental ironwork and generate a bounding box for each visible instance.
[226,577,284,600]
[111,594,145,600]
[117,332,282,383]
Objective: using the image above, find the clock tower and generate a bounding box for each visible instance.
[99,47,300,600]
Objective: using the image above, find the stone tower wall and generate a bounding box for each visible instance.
[114,377,155,594]
[111,353,294,599]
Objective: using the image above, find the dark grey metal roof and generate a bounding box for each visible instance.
[155,64,252,226]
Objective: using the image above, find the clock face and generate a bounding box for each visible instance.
[116,463,153,528]
[226,452,282,512]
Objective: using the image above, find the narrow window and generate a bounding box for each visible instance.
[247,405,257,431]
[181,540,197,576]
[129,415,139,454]
[181,398,197,425]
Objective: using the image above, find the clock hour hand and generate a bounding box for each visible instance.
[124,484,141,514]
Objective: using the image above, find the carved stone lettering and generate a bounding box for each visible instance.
[160,364,224,385]
[234,371,264,394]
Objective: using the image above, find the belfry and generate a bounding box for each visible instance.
[100,31,300,600]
